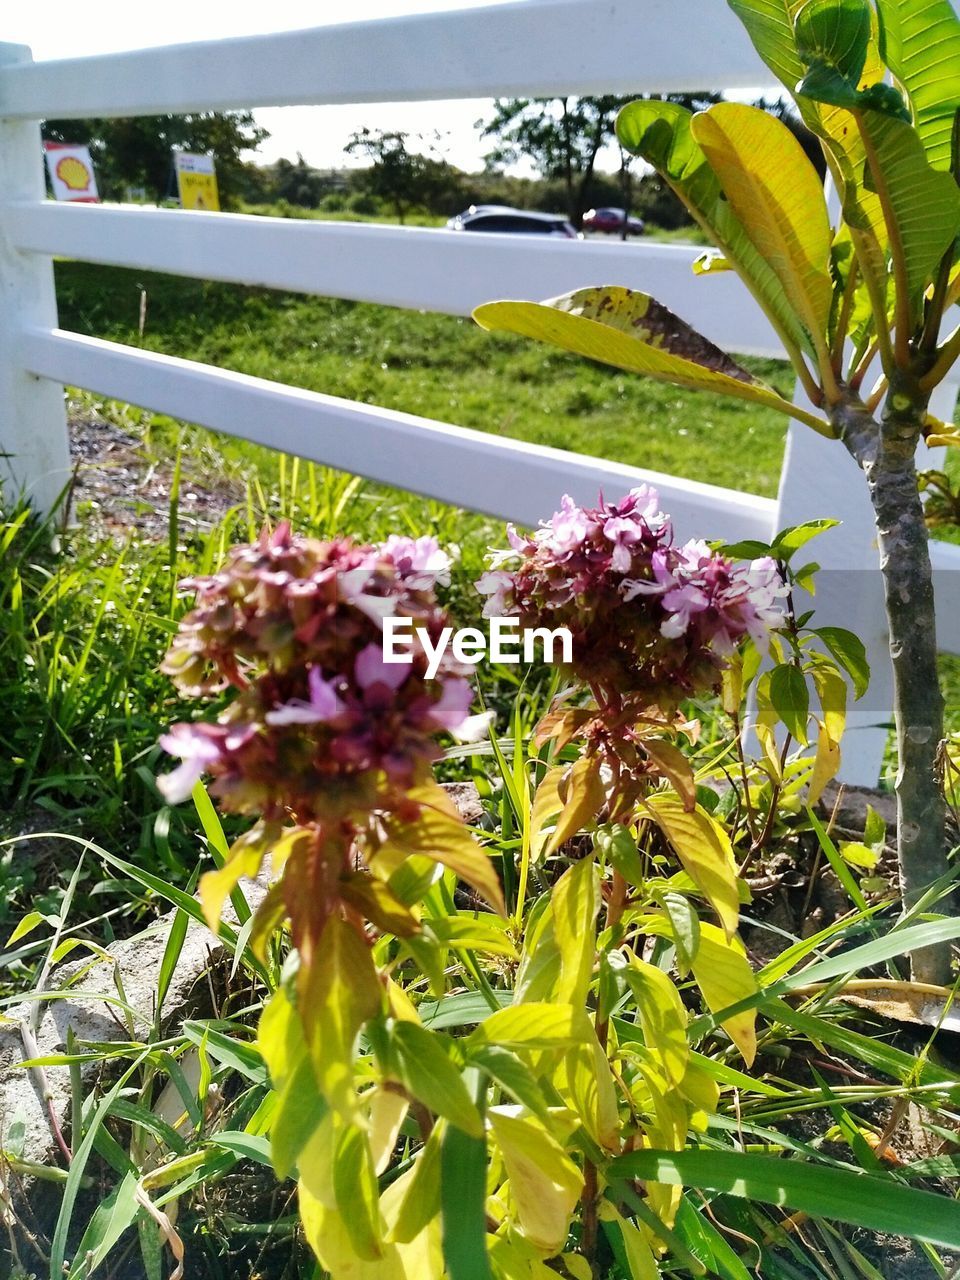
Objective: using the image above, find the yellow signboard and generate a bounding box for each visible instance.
[173,152,220,211]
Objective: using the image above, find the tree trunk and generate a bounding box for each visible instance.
[834,390,950,984]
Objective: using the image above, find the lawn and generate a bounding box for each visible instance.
[55,260,794,499]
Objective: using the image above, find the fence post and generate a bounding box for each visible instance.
[773,378,958,787]
[0,43,71,517]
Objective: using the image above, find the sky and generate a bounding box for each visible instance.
[6,0,545,174]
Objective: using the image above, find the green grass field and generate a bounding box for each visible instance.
[55,261,793,499]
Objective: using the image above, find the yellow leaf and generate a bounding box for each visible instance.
[299,1181,409,1279]
[611,1206,660,1280]
[550,857,601,1007]
[381,781,505,914]
[338,872,421,938]
[640,738,696,811]
[690,922,759,1065]
[839,841,878,870]
[368,1087,409,1176]
[560,1034,620,1151]
[691,103,833,358]
[622,957,689,1085]
[546,756,606,854]
[468,1002,591,1051]
[488,1108,583,1254]
[927,431,960,448]
[645,795,739,938]
[808,721,842,807]
[199,820,285,933]
[301,915,383,1119]
[529,765,564,864]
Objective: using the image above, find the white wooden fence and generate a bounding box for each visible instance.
[1,0,958,785]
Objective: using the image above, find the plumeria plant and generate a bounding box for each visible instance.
[474,0,960,983]
[154,487,873,1279]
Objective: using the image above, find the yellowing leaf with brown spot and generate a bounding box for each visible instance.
[488,1108,583,1253]
[475,288,830,433]
[645,794,739,938]
[690,922,759,1065]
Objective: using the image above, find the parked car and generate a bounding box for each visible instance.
[446,205,580,238]
[582,207,646,236]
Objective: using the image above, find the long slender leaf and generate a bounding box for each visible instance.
[608,1148,960,1248]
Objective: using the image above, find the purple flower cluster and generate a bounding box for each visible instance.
[158,523,487,822]
[478,486,786,705]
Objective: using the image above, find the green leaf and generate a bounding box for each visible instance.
[690,103,834,357]
[795,0,873,106]
[771,518,839,559]
[390,1123,443,1243]
[616,98,818,366]
[4,911,49,948]
[815,625,870,698]
[271,1054,328,1180]
[594,824,645,888]
[658,891,700,976]
[608,1148,960,1249]
[769,664,810,744]
[876,0,960,171]
[441,1123,493,1280]
[67,1170,140,1280]
[465,1044,551,1121]
[181,1021,267,1084]
[393,1022,484,1138]
[807,806,870,911]
[474,288,831,435]
[856,107,960,327]
[206,1130,272,1166]
[726,0,809,93]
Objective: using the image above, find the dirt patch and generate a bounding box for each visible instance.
[66,402,242,542]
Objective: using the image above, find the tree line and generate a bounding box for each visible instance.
[44,95,822,232]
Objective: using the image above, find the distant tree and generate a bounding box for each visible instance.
[479,94,722,228]
[344,128,458,224]
[267,153,331,208]
[42,112,268,205]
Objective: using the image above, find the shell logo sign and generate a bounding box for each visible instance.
[44,143,100,203]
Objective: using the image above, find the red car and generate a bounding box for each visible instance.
[582,207,646,236]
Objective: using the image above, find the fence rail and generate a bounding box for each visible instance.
[1,0,958,787]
